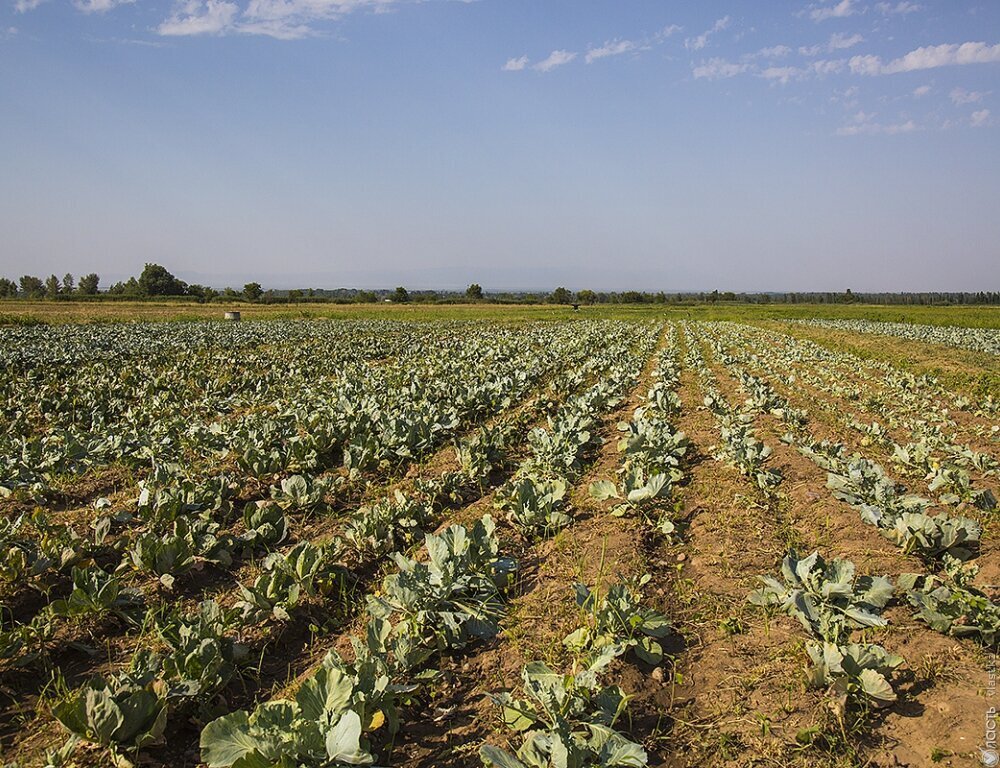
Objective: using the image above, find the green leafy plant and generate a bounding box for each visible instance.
[899,556,1000,646]
[200,660,375,768]
[589,469,674,536]
[480,662,647,768]
[498,476,572,539]
[235,542,338,622]
[269,474,333,512]
[564,577,671,666]
[344,489,433,558]
[748,551,893,643]
[52,676,168,757]
[805,641,904,713]
[240,502,290,550]
[367,515,516,665]
[48,567,144,623]
[885,511,980,562]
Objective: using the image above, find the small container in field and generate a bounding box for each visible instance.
[224,311,241,321]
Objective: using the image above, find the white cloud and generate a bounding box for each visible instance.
[971,108,991,127]
[658,24,682,40]
[158,0,238,35]
[585,38,637,64]
[810,58,846,74]
[912,84,931,97]
[756,45,792,58]
[830,85,860,107]
[236,19,312,38]
[157,0,413,38]
[73,0,134,12]
[837,112,917,135]
[950,86,985,104]
[800,32,863,56]
[876,1,921,15]
[760,66,802,85]
[809,0,855,22]
[851,42,1000,75]
[692,57,748,80]
[685,16,730,51]
[828,32,863,51]
[14,0,46,12]
[503,55,529,72]
[534,49,576,72]
[848,54,883,75]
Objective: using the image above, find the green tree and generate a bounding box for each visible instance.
[138,263,187,296]
[465,283,483,300]
[393,286,410,303]
[0,278,17,298]
[19,275,44,298]
[243,282,263,301]
[77,273,100,295]
[576,289,597,305]
[187,284,218,302]
[549,287,573,304]
[62,273,75,294]
[45,274,61,299]
[288,289,303,302]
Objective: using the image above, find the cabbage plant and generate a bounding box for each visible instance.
[497,476,572,539]
[749,551,893,643]
[480,662,647,768]
[367,515,516,664]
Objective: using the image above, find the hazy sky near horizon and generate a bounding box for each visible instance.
[1,1,999,292]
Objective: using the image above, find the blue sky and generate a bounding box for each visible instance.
[1,0,998,291]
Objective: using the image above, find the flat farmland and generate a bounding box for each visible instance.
[1,310,998,768]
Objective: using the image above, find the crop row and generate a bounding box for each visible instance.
[704,322,997,510]
[690,323,1000,652]
[3,321,664,767]
[787,317,1000,357]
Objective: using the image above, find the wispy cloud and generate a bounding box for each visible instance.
[828,32,863,51]
[912,84,931,97]
[685,16,730,52]
[808,0,855,22]
[760,66,801,85]
[837,111,917,135]
[876,1,921,15]
[850,42,1000,75]
[692,57,748,80]
[971,108,991,127]
[950,86,986,104]
[158,0,239,35]
[756,45,792,59]
[14,0,47,13]
[73,0,134,12]
[657,24,682,41]
[502,55,529,72]
[585,38,638,64]
[800,32,863,56]
[157,0,428,39]
[534,49,576,73]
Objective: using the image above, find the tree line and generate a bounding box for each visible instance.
[1,264,997,306]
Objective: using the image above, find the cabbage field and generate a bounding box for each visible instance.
[0,317,997,768]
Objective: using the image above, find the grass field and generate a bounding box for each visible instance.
[0,307,998,768]
[2,298,1000,327]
